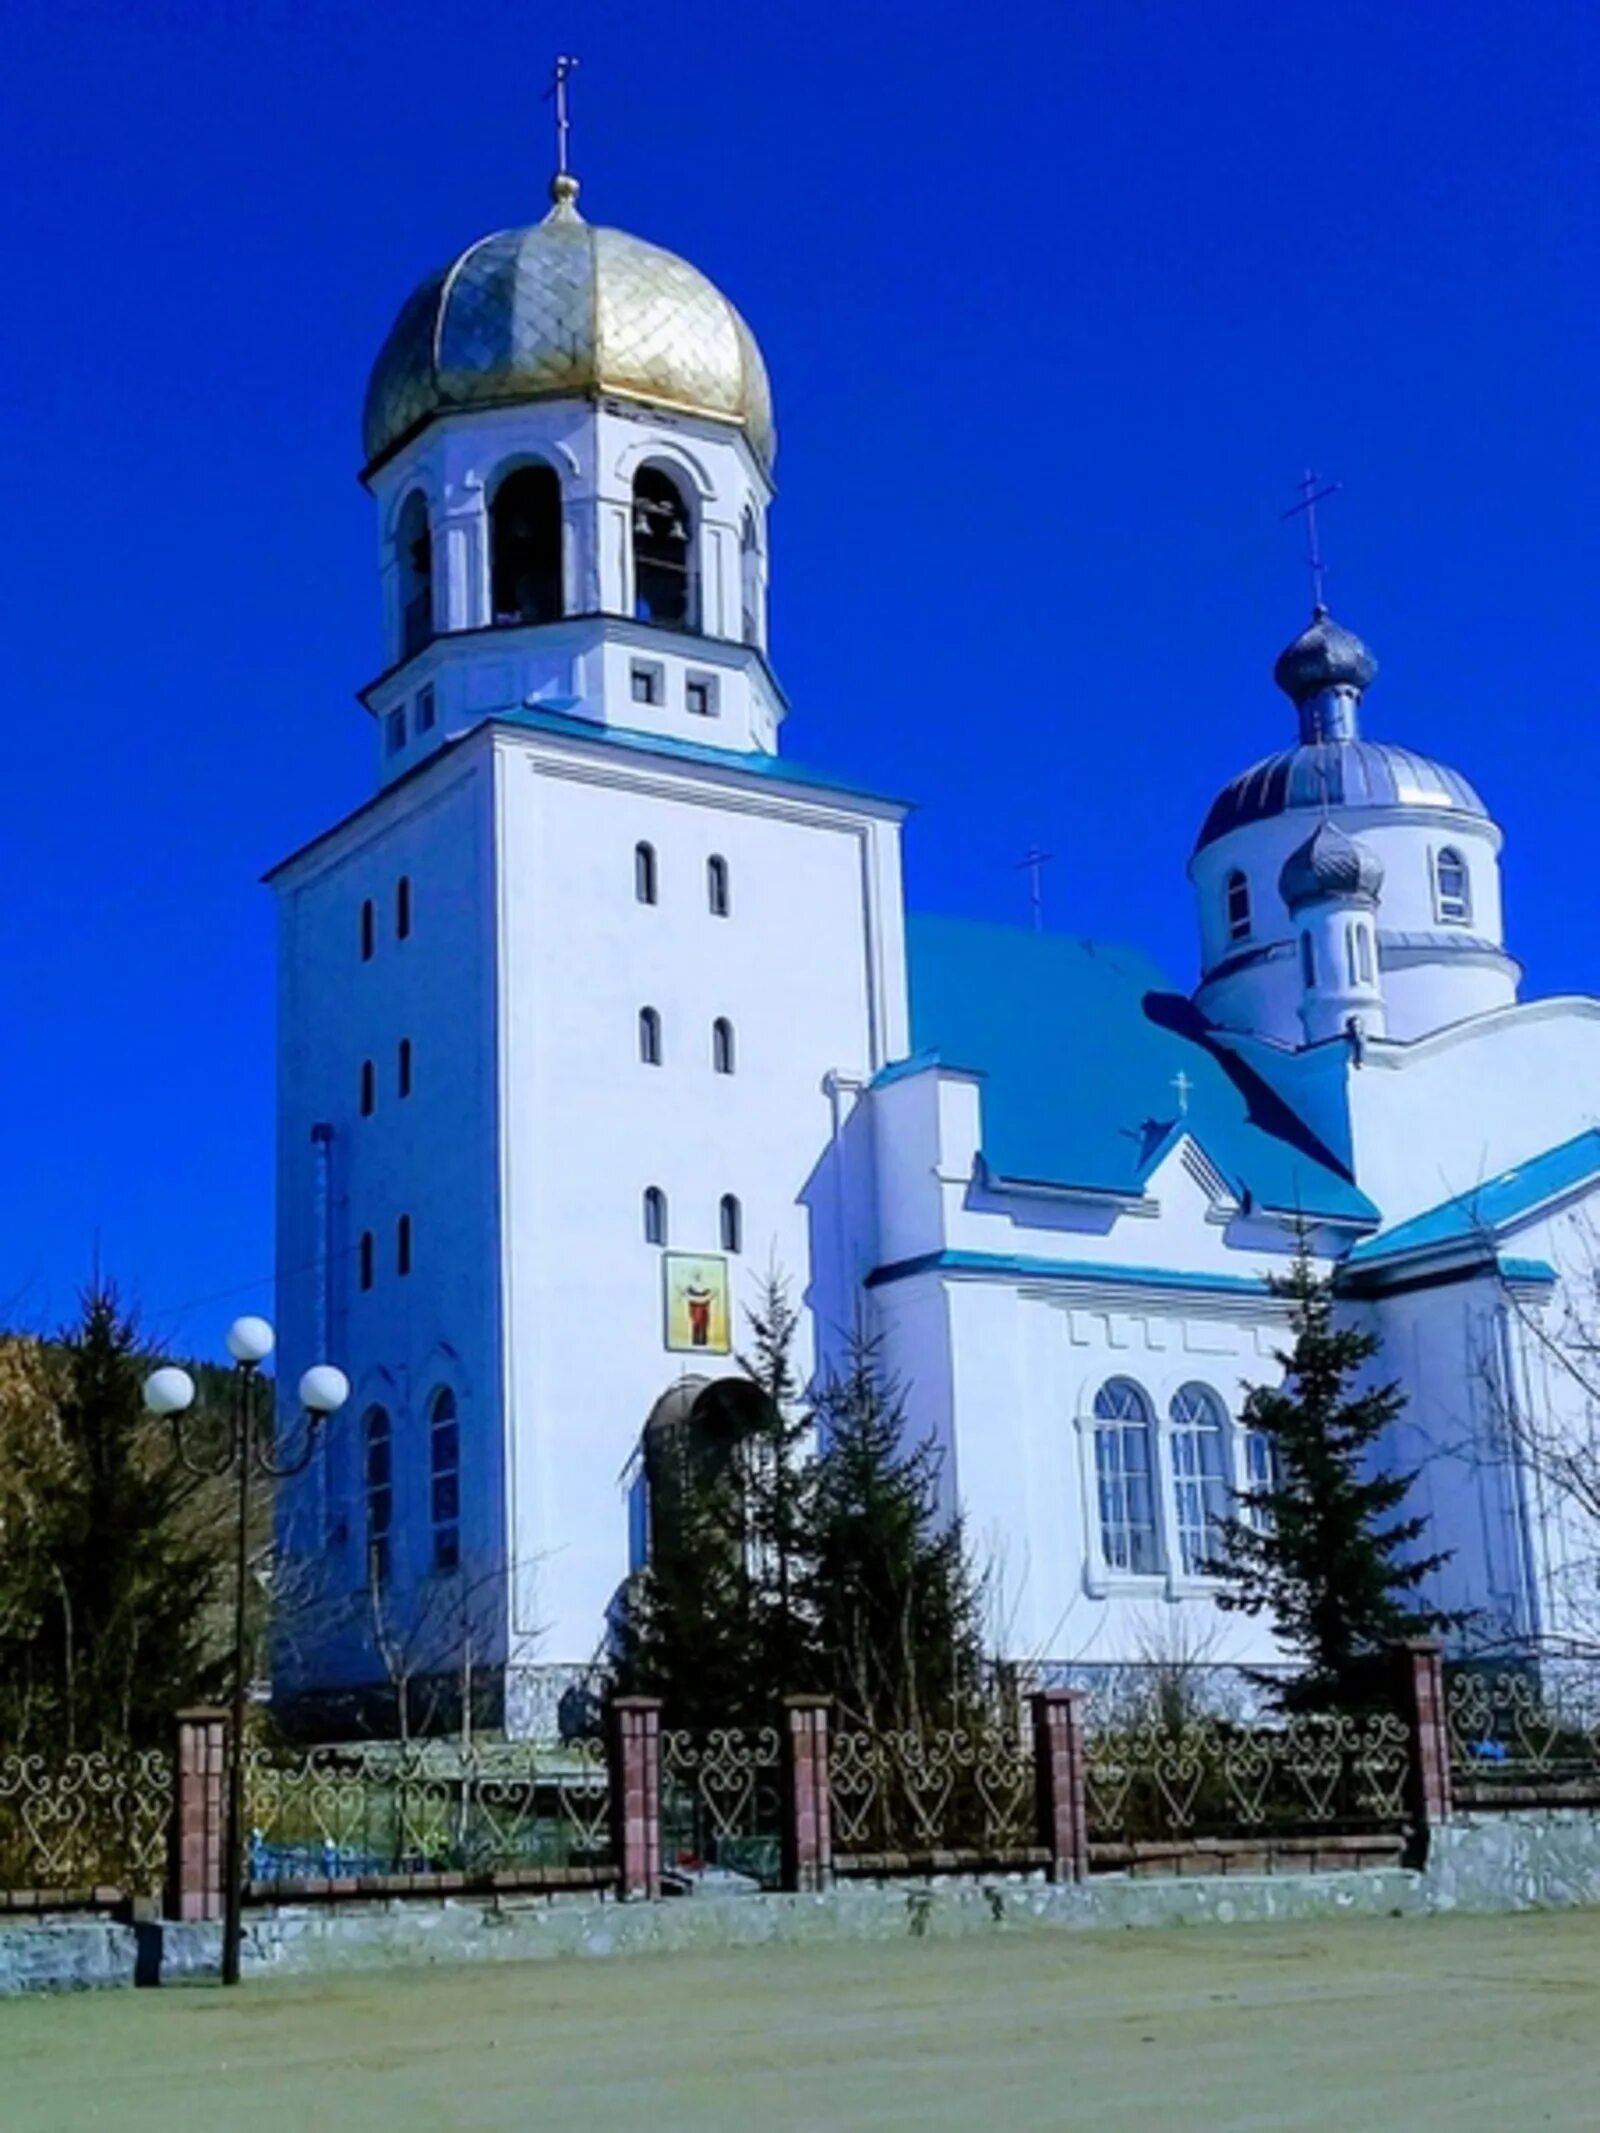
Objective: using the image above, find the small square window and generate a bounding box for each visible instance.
[631,662,664,707]
[685,673,718,718]
[416,684,436,733]
[385,706,407,756]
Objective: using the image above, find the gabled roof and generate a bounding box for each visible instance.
[900,915,1376,1224]
[1345,1128,1600,1273]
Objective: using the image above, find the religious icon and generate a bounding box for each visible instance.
[663,1253,731,1356]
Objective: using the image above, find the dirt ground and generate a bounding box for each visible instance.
[4,1910,1599,2131]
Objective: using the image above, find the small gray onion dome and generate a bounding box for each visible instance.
[1273,608,1378,706]
[1279,822,1385,911]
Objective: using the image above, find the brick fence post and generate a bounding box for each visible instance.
[1392,1639,1452,1853]
[170,1707,228,1922]
[780,1696,833,1893]
[608,1696,662,1901]
[1031,1689,1089,1885]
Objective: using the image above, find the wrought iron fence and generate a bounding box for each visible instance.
[1448,1663,1600,1801]
[660,1726,782,1886]
[1083,1711,1410,1848]
[244,1737,612,1888]
[0,1749,173,1898]
[829,1724,1037,1866]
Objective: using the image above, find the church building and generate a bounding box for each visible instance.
[269,160,1600,1727]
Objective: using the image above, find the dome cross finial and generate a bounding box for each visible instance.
[1282,467,1342,615]
[546,53,581,205]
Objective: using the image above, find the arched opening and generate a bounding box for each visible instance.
[396,490,434,658]
[719,1193,742,1253]
[1435,846,1472,924]
[643,1186,668,1245]
[490,464,563,627]
[632,465,697,630]
[712,1017,736,1074]
[635,841,658,906]
[359,1060,376,1118]
[1092,1377,1160,1574]
[1225,870,1251,943]
[740,507,762,646]
[1169,1383,1230,1575]
[363,1405,392,1584]
[429,1388,461,1574]
[640,1376,774,1568]
[639,1007,663,1065]
[707,854,730,917]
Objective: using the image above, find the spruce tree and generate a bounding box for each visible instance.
[1209,1255,1465,1709]
[805,1329,984,1733]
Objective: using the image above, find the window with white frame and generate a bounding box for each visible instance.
[1225,870,1251,943]
[1092,1378,1161,1574]
[1169,1383,1231,1575]
[1435,846,1471,924]
[1244,1425,1279,1530]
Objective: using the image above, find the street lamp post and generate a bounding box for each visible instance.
[144,1316,347,1987]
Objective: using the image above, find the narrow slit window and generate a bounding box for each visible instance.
[364,1406,392,1585]
[712,1017,735,1075]
[719,1193,742,1254]
[707,854,730,917]
[397,1213,412,1277]
[1300,931,1317,989]
[360,900,375,963]
[635,841,658,906]
[396,876,412,941]
[1356,926,1374,986]
[639,1007,662,1066]
[398,1038,413,1098]
[359,1231,375,1293]
[643,1186,668,1246]
[360,1060,376,1118]
[429,1388,461,1574]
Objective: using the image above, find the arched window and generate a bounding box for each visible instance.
[359,1231,375,1293]
[1225,870,1251,943]
[363,1406,392,1584]
[635,841,658,906]
[398,1037,413,1098]
[639,1007,662,1066]
[1245,1424,1279,1532]
[740,507,762,646]
[712,1017,736,1074]
[719,1193,742,1253]
[1300,931,1317,989]
[360,1060,376,1118]
[396,490,433,658]
[1092,1379,1160,1574]
[429,1388,461,1574]
[360,900,375,962]
[632,465,697,630]
[707,854,730,917]
[396,876,412,941]
[490,464,563,627]
[1346,925,1360,989]
[643,1187,668,1246]
[397,1213,413,1277]
[1170,1384,1231,1576]
[1435,846,1471,924]
[1356,925,1374,986]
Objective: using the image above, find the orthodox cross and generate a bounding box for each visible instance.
[1014,847,1053,933]
[1171,1068,1192,1118]
[1282,467,1341,613]
[546,53,580,177]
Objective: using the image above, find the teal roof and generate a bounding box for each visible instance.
[1346,1129,1600,1272]
[900,915,1376,1224]
[867,1250,1274,1297]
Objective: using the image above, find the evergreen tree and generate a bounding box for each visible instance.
[1208,1255,1465,1709]
[738,1272,816,1699]
[805,1329,985,1732]
[0,1289,228,1750]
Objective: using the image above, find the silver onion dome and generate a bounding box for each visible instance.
[363,176,775,475]
[1279,822,1385,911]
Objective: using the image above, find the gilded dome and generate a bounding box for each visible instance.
[363,178,775,474]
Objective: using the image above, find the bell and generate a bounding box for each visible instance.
[633,507,652,534]
[668,520,688,543]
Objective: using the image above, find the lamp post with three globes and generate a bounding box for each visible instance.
[143,1315,348,1986]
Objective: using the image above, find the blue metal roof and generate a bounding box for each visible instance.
[1195,739,1488,854]
[1346,1129,1600,1271]
[901,915,1376,1223]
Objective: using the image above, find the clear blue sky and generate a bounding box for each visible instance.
[2,0,1594,1358]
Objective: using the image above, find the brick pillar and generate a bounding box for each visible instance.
[170,1707,228,1922]
[781,1696,833,1893]
[608,1696,662,1901]
[1392,1639,1453,1847]
[1031,1689,1089,1885]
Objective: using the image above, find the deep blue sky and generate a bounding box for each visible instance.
[2,0,1594,1358]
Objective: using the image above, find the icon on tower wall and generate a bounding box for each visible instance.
[663,1253,731,1355]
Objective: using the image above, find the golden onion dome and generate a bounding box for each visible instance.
[362,176,775,475]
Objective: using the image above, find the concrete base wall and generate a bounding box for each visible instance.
[8,1813,1600,1995]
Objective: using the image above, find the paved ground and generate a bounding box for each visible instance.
[5,1910,1600,2130]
